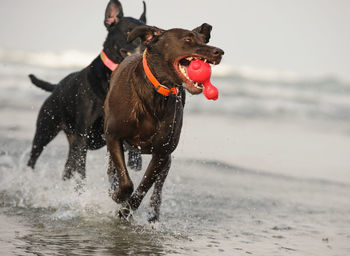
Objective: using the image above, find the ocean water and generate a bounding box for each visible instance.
[1,50,350,255]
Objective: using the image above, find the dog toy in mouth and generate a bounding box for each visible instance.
[187,59,219,101]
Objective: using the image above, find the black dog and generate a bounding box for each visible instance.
[27,0,145,179]
[104,24,224,221]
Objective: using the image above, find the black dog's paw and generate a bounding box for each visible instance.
[109,173,119,192]
[147,215,159,223]
[118,203,133,222]
[108,173,121,203]
[127,150,142,171]
[147,209,160,223]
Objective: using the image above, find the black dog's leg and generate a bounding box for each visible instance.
[27,101,61,169]
[63,134,88,180]
[107,155,118,193]
[128,154,171,220]
[127,150,142,171]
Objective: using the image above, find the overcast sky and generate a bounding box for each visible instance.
[1,0,350,80]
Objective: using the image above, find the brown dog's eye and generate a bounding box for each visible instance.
[184,37,193,43]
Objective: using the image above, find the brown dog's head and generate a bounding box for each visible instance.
[127,24,224,94]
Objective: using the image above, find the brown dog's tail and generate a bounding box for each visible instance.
[28,74,55,92]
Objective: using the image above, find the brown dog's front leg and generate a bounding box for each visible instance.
[128,154,171,214]
[107,138,134,203]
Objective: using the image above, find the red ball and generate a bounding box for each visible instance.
[204,84,218,101]
[187,59,211,84]
[187,59,219,101]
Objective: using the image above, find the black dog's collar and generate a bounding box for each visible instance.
[100,50,119,71]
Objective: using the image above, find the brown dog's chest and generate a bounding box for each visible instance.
[125,100,184,155]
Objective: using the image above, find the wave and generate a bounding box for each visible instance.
[1,48,350,121]
[212,64,350,88]
[0,48,95,69]
[2,48,347,85]
[213,64,300,82]
[178,158,350,187]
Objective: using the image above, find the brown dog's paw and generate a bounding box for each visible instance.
[110,190,125,204]
[110,182,134,204]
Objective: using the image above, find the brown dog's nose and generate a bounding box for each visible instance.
[212,48,224,56]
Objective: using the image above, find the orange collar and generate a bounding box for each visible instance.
[100,50,119,71]
[142,50,178,96]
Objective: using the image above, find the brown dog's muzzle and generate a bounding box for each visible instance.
[173,46,224,95]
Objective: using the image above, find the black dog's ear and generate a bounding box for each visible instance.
[104,0,124,29]
[193,23,212,43]
[139,1,147,24]
[127,25,165,45]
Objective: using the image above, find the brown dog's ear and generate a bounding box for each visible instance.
[193,23,212,43]
[127,25,165,45]
[104,0,124,30]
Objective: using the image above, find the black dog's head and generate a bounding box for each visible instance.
[127,23,224,94]
[103,0,146,64]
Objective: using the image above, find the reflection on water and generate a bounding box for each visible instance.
[2,204,176,256]
[16,217,169,256]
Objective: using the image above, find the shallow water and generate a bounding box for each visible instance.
[1,136,350,255]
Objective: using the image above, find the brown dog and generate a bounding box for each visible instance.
[104,23,224,221]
